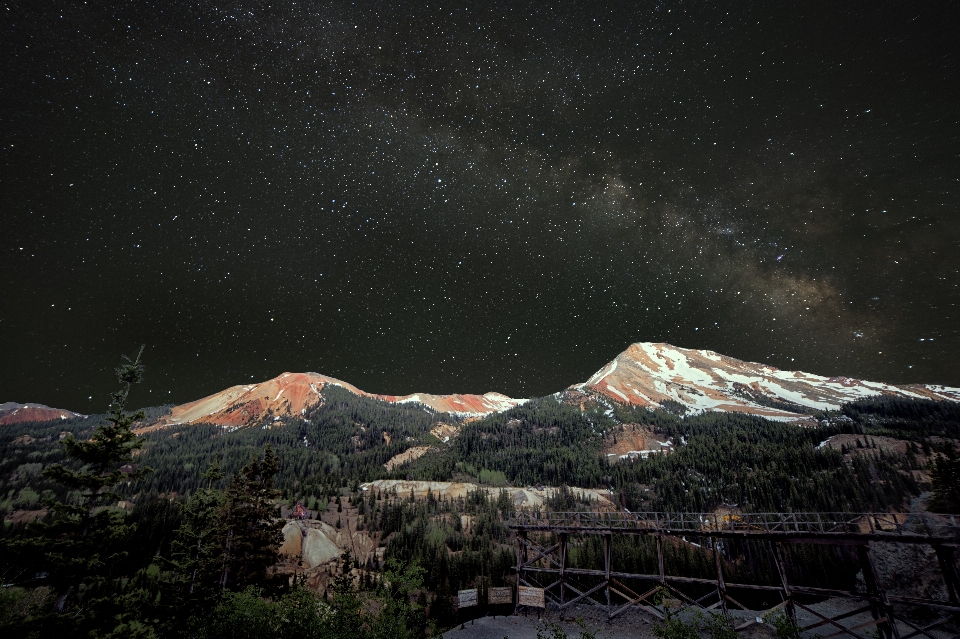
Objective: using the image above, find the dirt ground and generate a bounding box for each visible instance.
[602,424,672,459]
[442,598,960,639]
[442,605,778,639]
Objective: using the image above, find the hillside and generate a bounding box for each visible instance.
[574,342,960,420]
[0,402,82,425]
[143,371,526,430]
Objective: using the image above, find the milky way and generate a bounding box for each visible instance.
[3,2,959,410]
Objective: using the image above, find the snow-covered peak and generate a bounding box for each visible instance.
[575,342,960,420]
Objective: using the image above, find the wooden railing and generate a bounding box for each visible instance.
[508,510,960,539]
[508,510,960,639]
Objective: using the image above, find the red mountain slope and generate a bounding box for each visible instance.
[0,402,83,425]
[156,372,526,428]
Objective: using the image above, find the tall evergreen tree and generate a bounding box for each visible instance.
[38,346,151,612]
[167,460,227,614]
[220,445,284,590]
[0,347,155,637]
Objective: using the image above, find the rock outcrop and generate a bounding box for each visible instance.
[279,519,378,569]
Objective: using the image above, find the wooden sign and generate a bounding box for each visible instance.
[457,589,478,608]
[488,587,513,605]
[517,585,545,608]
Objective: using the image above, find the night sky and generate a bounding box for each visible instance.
[3,1,959,412]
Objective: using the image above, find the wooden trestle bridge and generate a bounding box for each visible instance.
[508,511,960,639]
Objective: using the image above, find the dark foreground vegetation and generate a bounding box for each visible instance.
[1,351,957,637]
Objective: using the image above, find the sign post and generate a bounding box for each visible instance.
[457,589,478,609]
[518,585,545,608]
[488,587,513,605]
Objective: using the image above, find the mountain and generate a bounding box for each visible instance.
[9,342,958,430]
[0,402,83,425]
[151,371,526,428]
[574,342,960,420]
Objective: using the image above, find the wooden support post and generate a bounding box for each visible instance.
[559,533,567,609]
[517,531,527,575]
[517,530,527,596]
[771,542,796,624]
[857,544,900,639]
[604,534,612,618]
[515,531,525,615]
[933,544,960,632]
[934,546,960,606]
[712,537,729,618]
[657,534,666,586]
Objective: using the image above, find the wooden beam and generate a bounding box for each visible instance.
[559,533,567,608]
[559,580,608,610]
[793,601,872,639]
[735,601,786,631]
[771,542,795,624]
[933,545,960,605]
[857,544,900,639]
[895,615,953,639]
[663,581,709,611]
[802,605,874,631]
[521,540,562,570]
[657,534,666,586]
[559,577,602,606]
[820,616,888,639]
[515,531,525,616]
[519,566,784,592]
[712,537,729,618]
[508,525,960,547]
[723,593,750,612]
[886,594,960,614]
[604,534,611,617]
[608,582,664,621]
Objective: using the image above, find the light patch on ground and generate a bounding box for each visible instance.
[361,479,615,510]
[383,445,432,470]
[430,422,461,442]
[602,424,673,461]
[4,509,47,525]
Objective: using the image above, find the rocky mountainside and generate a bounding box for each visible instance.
[0,402,82,425]
[150,371,526,428]
[574,342,960,420]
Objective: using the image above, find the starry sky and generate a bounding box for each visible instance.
[3,1,959,412]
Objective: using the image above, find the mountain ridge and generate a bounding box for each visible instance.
[6,342,959,427]
[0,402,84,426]
[146,371,527,429]
[573,342,960,421]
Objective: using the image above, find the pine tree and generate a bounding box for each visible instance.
[219,445,284,590]
[38,346,152,614]
[0,348,155,637]
[167,459,227,613]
